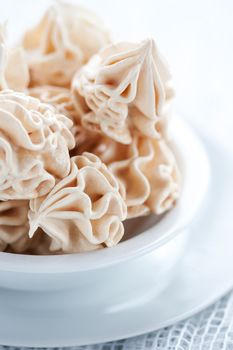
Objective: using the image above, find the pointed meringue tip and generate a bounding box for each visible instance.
[138,38,155,59]
[142,38,153,50]
[28,221,39,238]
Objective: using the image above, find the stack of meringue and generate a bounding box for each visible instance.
[0,1,180,255]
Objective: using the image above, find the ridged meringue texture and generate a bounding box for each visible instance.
[0,90,75,200]
[28,85,96,154]
[81,134,180,219]
[28,153,127,253]
[23,1,111,87]
[72,39,174,144]
[0,24,29,91]
[29,85,78,121]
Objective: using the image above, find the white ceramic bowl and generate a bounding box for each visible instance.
[0,118,210,347]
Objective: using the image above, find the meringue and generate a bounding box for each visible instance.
[0,24,29,91]
[91,135,180,218]
[0,90,75,200]
[28,85,98,153]
[72,39,174,144]
[23,2,111,87]
[0,3,182,255]
[29,85,78,121]
[7,228,55,255]
[29,153,127,253]
[0,200,29,252]
[0,198,55,254]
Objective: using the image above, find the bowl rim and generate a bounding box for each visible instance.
[0,117,210,273]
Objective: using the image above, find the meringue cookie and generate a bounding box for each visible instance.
[0,90,75,200]
[28,85,99,154]
[23,1,111,87]
[92,135,180,218]
[0,24,29,91]
[29,85,78,121]
[72,39,174,144]
[0,200,29,252]
[7,228,55,255]
[28,153,127,253]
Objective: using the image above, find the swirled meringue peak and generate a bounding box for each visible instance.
[91,134,180,218]
[29,153,127,253]
[0,24,29,91]
[72,39,174,144]
[0,90,75,200]
[22,1,111,87]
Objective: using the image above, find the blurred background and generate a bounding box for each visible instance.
[0,0,232,149]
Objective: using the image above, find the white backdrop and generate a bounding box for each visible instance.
[0,0,232,149]
[0,2,233,349]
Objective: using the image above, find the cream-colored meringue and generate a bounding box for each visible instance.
[29,85,78,121]
[28,85,99,153]
[0,90,75,200]
[23,2,111,87]
[28,153,127,253]
[0,24,29,91]
[0,200,29,252]
[7,228,56,255]
[72,39,174,144]
[0,205,53,255]
[71,124,100,159]
[91,135,180,218]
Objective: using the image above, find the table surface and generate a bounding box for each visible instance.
[0,1,232,349]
